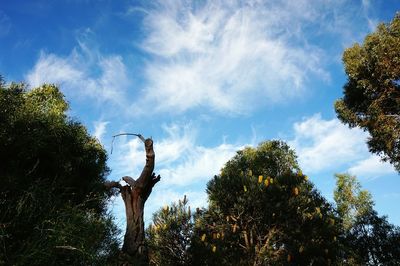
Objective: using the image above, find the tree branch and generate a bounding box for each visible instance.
[122,176,136,187]
[136,138,155,188]
[105,181,122,190]
[151,173,161,186]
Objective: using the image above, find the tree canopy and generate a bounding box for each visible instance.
[146,196,194,265]
[334,173,374,230]
[334,173,400,265]
[201,141,340,265]
[334,13,400,172]
[145,141,400,265]
[0,80,119,265]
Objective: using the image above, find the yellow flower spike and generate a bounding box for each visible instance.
[212,245,217,253]
[270,178,274,184]
[249,170,252,176]
[233,224,237,233]
[264,179,269,187]
[201,234,206,242]
[163,205,169,213]
[333,236,337,241]
[216,233,220,239]
[163,224,167,230]
[298,170,303,177]
[304,175,308,181]
[319,213,323,219]
[293,187,299,196]
[315,207,321,213]
[258,175,263,183]
[243,185,247,192]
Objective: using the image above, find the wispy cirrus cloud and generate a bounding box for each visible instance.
[134,0,328,114]
[109,122,245,222]
[111,123,243,186]
[130,0,372,115]
[93,120,109,143]
[25,47,130,107]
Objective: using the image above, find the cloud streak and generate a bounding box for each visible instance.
[109,122,245,223]
[133,0,338,114]
[111,123,243,186]
[25,48,130,107]
[93,120,109,143]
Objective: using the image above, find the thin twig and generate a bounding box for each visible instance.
[110,133,145,154]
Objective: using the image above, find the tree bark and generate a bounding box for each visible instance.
[106,136,160,265]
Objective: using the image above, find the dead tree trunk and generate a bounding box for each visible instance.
[106,135,160,264]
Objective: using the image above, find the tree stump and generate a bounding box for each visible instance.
[106,135,160,265]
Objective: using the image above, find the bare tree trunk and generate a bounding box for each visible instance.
[106,136,160,265]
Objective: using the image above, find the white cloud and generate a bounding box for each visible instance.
[109,123,244,225]
[290,114,368,173]
[112,123,243,185]
[156,124,196,166]
[361,0,378,31]
[133,0,340,114]
[348,155,396,180]
[26,52,83,87]
[290,114,396,179]
[93,121,109,143]
[159,142,240,186]
[25,49,130,106]
[145,188,208,222]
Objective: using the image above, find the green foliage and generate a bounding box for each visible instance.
[146,142,400,265]
[199,141,340,265]
[347,210,400,265]
[334,174,400,265]
[335,13,400,172]
[334,173,374,230]
[0,80,120,265]
[146,196,194,266]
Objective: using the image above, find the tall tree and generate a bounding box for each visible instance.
[0,80,119,265]
[334,173,400,265]
[197,141,340,265]
[106,135,161,265]
[334,13,400,172]
[333,173,374,230]
[348,209,400,265]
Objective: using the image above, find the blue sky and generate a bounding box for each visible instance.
[1,0,399,228]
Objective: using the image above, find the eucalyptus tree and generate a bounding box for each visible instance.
[335,13,400,172]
